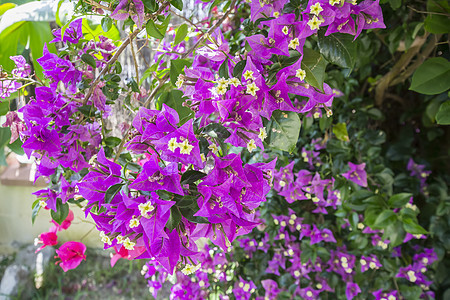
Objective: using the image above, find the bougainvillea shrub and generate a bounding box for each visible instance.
[0,0,448,298]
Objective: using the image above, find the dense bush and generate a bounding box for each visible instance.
[0,0,448,299]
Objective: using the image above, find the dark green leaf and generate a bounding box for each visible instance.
[265,110,301,153]
[157,90,193,124]
[384,221,406,247]
[372,209,397,229]
[424,0,450,34]
[105,136,122,147]
[179,207,209,223]
[410,57,450,95]
[318,32,357,69]
[174,195,197,208]
[301,48,328,92]
[101,16,112,32]
[219,58,229,79]
[166,206,182,231]
[146,19,164,39]
[105,183,124,204]
[233,60,246,78]
[403,217,428,234]
[81,53,96,69]
[388,193,412,208]
[31,199,40,224]
[170,58,191,86]
[181,170,207,185]
[78,105,97,117]
[174,23,188,45]
[127,78,140,93]
[170,0,183,10]
[51,200,69,225]
[142,0,158,12]
[436,100,450,125]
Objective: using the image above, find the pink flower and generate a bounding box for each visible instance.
[110,245,146,267]
[55,241,86,272]
[342,162,368,187]
[35,231,58,253]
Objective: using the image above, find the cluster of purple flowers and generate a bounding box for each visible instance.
[77,101,276,272]
[0,55,31,98]
[407,158,431,193]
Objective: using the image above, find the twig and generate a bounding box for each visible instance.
[82,1,171,105]
[142,0,237,108]
[169,8,201,31]
[84,0,113,12]
[407,5,450,16]
[130,34,140,85]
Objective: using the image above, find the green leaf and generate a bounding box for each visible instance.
[388,193,412,208]
[157,90,193,124]
[410,57,450,95]
[317,32,357,69]
[181,170,207,185]
[170,58,191,86]
[51,200,69,225]
[81,53,96,69]
[399,285,422,300]
[78,105,97,117]
[219,59,229,79]
[170,0,183,10]
[146,19,164,39]
[403,217,428,234]
[332,123,349,142]
[0,100,9,116]
[265,110,301,153]
[82,19,120,42]
[301,48,328,92]
[105,183,124,204]
[0,3,16,16]
[7,138,24,155]
[372,209,397,229]
[384,220,406,247]
[27,22,56,79]
[105,136,121,147]
[101,16,112,32]
[179,207,208,223]
[435,101,450,125]
[174,23,188,45]
[424,0,450,34]
[233,60,246,78]
[142,0,158,12]
[31,199,40,224]
[166,206,182,231]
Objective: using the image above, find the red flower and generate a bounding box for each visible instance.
[55,241,86,272]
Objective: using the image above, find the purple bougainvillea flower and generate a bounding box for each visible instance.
[129,156,183,195]
[346,282,361,300]
[55,241,87,272]
[37,44,82,93]
[51,18,83,44]
[10,55,31,77]
[356,0,386,38]
[261,279,281,300]
[342,162,368,187]
[111,0,145,29]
